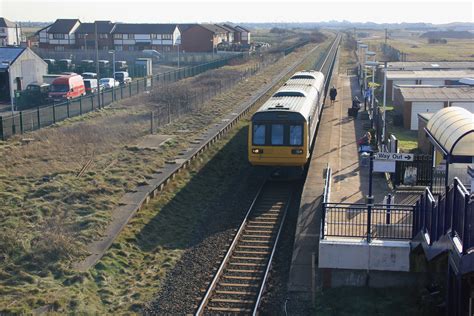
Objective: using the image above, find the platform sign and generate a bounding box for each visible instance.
[375,152,414,162]
[373,160,396,173]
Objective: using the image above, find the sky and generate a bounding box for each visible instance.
[0,0,473,24]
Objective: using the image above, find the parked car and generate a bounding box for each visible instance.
[99,78,119,89]
[82,72,98,79]
[48,74,86,102]
[114,71,132,85]
[141,49,162,60]
[84,79,103,94]
[16,82,50,110]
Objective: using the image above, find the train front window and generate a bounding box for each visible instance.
[271,124,284,145]
[289,125,303,145]
[253,124,266,145]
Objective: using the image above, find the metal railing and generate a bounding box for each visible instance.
[0,54,244,140]
[414,177,473,255]
[322,202,415,240]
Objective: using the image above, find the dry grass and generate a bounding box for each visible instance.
[0,35,333,313]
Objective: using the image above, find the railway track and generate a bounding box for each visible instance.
[194,34,341,316]
[195,181,293,315]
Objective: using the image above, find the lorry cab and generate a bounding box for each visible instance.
[48,74,86,102]
[83,79,99,94]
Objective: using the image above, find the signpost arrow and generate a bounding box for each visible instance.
[375,152,414,162]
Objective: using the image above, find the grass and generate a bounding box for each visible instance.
[314,286,440,316]
[0,36,333,313]
[364,37,474,61]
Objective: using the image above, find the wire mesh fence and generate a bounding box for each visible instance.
[0,53,246,140]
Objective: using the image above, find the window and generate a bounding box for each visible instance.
[99,34,108,39]
[253,125,265,145]
[151,34,159,39]
[271,124,284,145]
[273,91,305,97]
[162,34,172,40]
[77,34,84,39]
[114,34,123,39]
[289,125,303,146]
[53,33,65,39]
[54,46,64,51]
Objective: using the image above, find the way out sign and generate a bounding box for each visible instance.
[375,152,414,162]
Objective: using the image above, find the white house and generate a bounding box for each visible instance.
[0,18,20,46]
[112,24,181,52]
[0,47,48,105]
[38,19,81,51]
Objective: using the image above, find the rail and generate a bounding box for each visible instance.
[195,181,293,315]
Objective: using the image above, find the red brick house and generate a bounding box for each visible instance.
[38,19,81,50]
[75,21,115,51]
[181,24,227,52]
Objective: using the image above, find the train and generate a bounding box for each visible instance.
[248,70,325,167]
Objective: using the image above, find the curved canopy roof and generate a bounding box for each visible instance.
[426,106,474,156]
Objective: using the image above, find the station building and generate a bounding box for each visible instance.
[394,85,474,130]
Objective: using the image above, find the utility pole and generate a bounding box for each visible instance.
[95,21,100,108]
[15,23,19,46]
[382,61,388,143]
[385,28,388,45]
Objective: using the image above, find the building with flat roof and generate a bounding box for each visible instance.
[394,85,474,130]
[386,69,474,101]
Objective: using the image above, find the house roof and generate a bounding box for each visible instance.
[426,106,474,156]
[48,19,80,34]
[218,24,235,33]
[178,24,198,32]
[113,23,177,34]
[397,86,474,102]
[386,61,474,71]
[199,24,228,34]
[386,70,474,80]
[75,21,115,34]
[235,25,250,32]
[0,47,26,70]
[222,24,239,32]
[0,17,15,28]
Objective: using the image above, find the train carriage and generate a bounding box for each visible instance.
[248,70,325,167]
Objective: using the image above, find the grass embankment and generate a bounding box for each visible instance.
[0,34,333,313]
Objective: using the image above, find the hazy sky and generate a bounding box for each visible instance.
[1,0,473,24]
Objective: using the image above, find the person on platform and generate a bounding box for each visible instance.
[329,86,337,104]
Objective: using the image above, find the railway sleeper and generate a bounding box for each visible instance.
[237,245,271,250]
[234,250,270,255]
[226,268,265,274]
[206,306,252,313]
[229,262,266,267]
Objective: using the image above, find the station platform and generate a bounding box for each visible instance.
[288,70,394,293]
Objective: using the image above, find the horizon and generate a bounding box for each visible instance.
[1,0,473,24]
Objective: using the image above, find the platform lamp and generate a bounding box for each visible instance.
[365,61,379,127]
[109,50,115,101]
[379,57,390,144]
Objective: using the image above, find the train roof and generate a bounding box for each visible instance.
[255,96,315,120]
[274,84,318,97]
[283,78,317,86]
[290,70,324,80]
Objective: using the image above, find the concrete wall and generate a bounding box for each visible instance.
[417,116,431,154]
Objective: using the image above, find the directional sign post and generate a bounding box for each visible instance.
[375,152,414,162]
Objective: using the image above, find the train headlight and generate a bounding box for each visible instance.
[291,149,304,155]
[252,148,263,154]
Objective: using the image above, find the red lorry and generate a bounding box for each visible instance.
[48,74,86,102]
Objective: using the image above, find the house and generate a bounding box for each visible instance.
[394,85,474,130]
[235,25,251,44]
[223,24,241,43]
[75,21,115,51]
[218,24,235,43]
[0,17,20,46]
[0,47,48,103]
[38,19,81,50]
[385,69,474,101]
[181,24,227,52]
[112,24,180,52]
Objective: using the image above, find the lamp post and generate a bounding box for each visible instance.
[84,33,88,51]
[365,61,379,127]
[109,50,115,100]
[381,60,388,143]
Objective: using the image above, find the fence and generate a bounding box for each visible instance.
[322,202,415,240]
[321,164,415,241]
[391,154,434,186]
[0,53,244,140]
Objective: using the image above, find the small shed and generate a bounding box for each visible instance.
[394,85,474,130]
[0,47,48,105]
[425,107,474,188]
